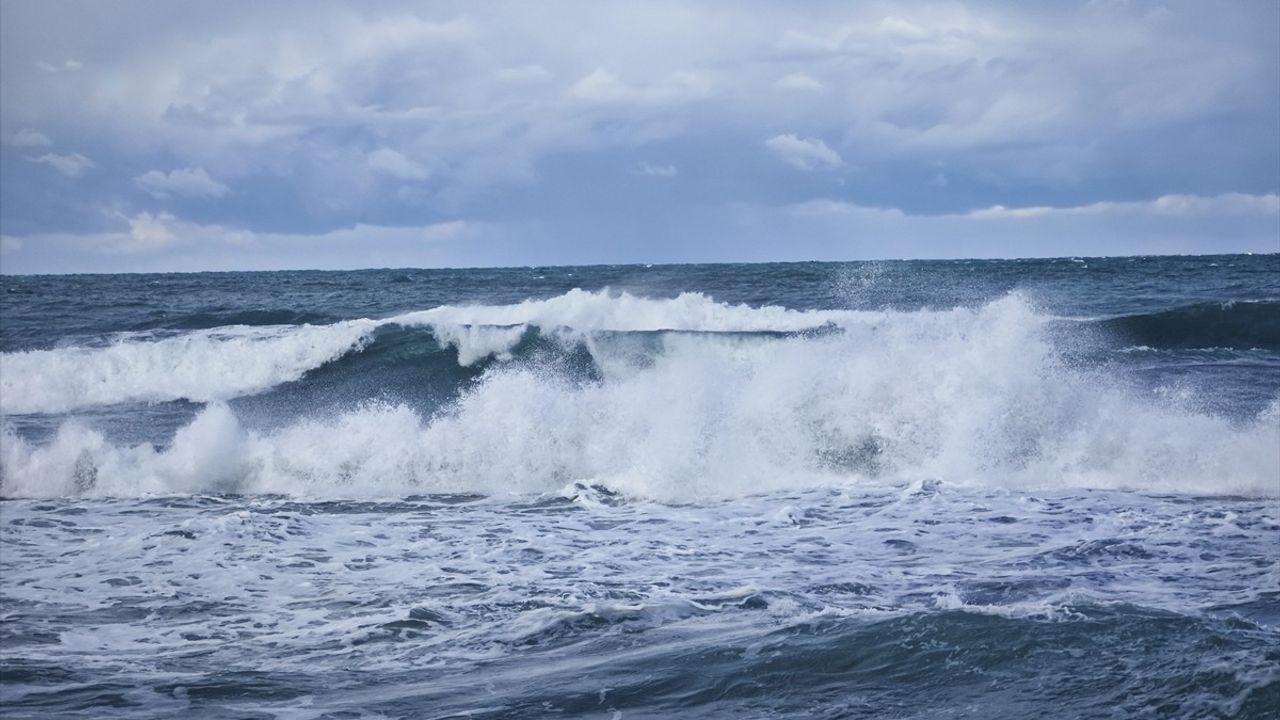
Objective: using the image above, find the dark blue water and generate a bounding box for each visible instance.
[2,255,1278,718]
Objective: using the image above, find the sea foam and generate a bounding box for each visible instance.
[0,321,378,414]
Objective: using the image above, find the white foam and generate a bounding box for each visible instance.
[3,294,1277,500]
[428,323,529,367]
[390,288,862,333]
[0,321,377,414]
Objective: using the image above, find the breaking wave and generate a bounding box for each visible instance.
[0,290,862,414]
[2,291,1277,500]
[0,321,379,414]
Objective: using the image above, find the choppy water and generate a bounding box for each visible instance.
[2,255,1278,718]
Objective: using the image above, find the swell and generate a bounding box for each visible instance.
[126,308,338,332]
[414,607,1280,719]
[1094,301,1280,350]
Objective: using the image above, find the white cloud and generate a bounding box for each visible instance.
[784,192,1280,224]
[876,16,933,42]
[765,134,845,170]
[134,167,230,198]
[741,191,1280,260]
[775,73,823,91]
[123,212,176,253]
[33,58,81,73]
[568,68,629,102]
[367,147,430,181]
[7,129,52,147]
[567,67,709,104]
[419,220,473,242]
[30,152,94,177]
[1148,193,1280,215]
[637,162,678,177]
[788,199,905,219]
[0,216,488,273]
[967,193,1280,220]
[496,64,553,83]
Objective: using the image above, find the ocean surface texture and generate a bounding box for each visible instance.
[2,255,1278,719]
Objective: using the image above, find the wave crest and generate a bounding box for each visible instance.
[0,321,377,414]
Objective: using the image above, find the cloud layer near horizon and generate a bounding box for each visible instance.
[1,0,1277,273]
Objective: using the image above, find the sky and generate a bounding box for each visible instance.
[1,0,1277,274]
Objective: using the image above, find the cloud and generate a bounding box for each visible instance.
[366,148,430,181]
[966,193,1280,219]
[737,191,1280,260]
[765,134,845,170]
[4,190,1275,274]
[496,64,553,83]
[134,167,230,198]
[787,199,906,219]
[34,58,81,73]
[876,16,933,42]
[122,212,176,253]
[789,193,1280,224]
[418,219,472,242]
[567,67,709,105]
[29,152,94,177]
[0,216,488,273]
[775,73,823,91]
[637,162,678,177]
[0,1,1275,270]
[7,128,51,147]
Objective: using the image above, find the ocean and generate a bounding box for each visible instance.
[1,255,1277,718]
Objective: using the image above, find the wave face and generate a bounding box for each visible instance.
[1099,301,1280,350]
[3,289,1276,500]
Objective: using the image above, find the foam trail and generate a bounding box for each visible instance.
[4,295,1277,500]
[0,321,376,414]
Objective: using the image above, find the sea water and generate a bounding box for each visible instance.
[1,256,1277,718]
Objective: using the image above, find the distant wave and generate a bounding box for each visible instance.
[128,308,339,332]
[1096,301,1280,351]
[3,292,1277,500]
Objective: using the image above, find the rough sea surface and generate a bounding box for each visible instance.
[2,255,1278,718]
